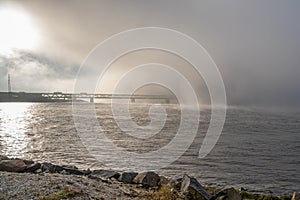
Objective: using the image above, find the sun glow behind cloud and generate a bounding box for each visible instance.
[0,6,39,55]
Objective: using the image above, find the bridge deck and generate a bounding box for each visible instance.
[42,93,172,99]
[0,92,174,103]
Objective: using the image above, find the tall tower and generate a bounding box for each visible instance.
[8,74,11,93]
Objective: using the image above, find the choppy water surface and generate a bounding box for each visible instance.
[0,102,299,195]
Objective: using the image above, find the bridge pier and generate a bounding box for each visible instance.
[90,97,94,103]
[131,98,135,103]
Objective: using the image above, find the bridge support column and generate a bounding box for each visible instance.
[131,98,135,103]
[90,97,94,103]
[165,99,170,104]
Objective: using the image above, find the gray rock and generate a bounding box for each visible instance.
[133,172,160,187]
[22,159,34,165]
[0,159,27,172]
[64,167,88,175]
[213,188,241,200]
[41,162,88,175]
[22,162,41,173]
[159,175,170,186]
[118,172,138,184]
[61,165,78,169]
[92,169,120,179]
[292,192,300,200]
[41,162,64,173]
[180,174,212,200]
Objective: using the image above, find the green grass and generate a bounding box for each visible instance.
[40,187,84,200]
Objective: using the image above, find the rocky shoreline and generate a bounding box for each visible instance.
[0,155,298,200]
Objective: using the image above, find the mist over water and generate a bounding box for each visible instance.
[0,102,299,195]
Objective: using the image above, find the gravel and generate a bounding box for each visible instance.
[0,171,154,200]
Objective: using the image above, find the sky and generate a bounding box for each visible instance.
[0,0,299,108]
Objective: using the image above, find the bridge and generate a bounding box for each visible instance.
[42,92,173,103]
[1,75,174,103]
[0,92,174,103]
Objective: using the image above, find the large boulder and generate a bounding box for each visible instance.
[133,172,160,187]
[41,162,88,175]
[22,162,41,173]
[22,159,34,165]
[41,162,65,173]
[180,174,212,200]
[213,188,241,200]
[64,167,88,175]
[292,192,300,200]
[0,159,27,172]
[91,169,120,179]
[118,172,138,184]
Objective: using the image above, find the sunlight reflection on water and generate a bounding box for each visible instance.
[0,103,299,194]
[0,103,32,157]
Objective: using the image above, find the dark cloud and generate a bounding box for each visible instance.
[0,50,79,92]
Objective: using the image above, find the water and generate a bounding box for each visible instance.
[0,102,299,195]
